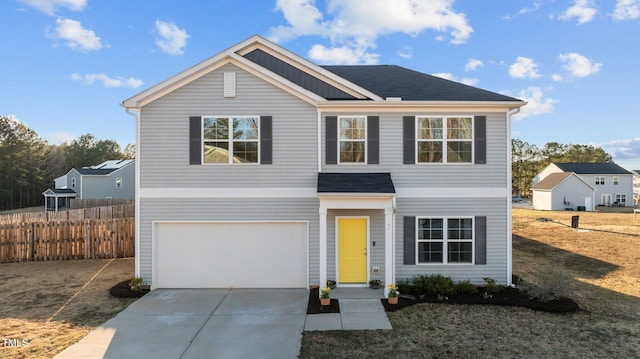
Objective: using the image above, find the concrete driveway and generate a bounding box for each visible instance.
[55,289,309,359]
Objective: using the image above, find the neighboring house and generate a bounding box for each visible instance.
[121,35,525,294]
[43,160,135,211]
[531,172,596,211]
[533,162,634,207]
[632,170,640,205]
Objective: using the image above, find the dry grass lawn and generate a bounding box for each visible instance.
[300,209,640,358]
[0,258,136,359]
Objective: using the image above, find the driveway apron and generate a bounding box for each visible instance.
[55,289,309,359]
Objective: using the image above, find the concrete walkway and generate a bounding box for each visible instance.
[55,289,308,359]
[304,287,393,331]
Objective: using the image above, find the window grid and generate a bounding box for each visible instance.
[202,116,259,164]
[416,116,473,163]
[417,217,474,264]
[338,116,366,164]
[595,176,605,185]
[613,176,619,185]
[616,194,626,204]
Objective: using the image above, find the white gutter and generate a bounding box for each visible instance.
[506,106,521,286]
[124,106,141,280]
[317,109,322,173]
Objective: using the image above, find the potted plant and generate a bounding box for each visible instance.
[387,284,399,304]
[369,279,382,289]
[326,279,336,289]
[320,286,331,306]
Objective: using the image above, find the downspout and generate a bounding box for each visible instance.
[506,106,520,286]
[317,109,322,173]
[124,106,141,280]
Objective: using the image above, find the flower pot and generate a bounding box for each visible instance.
[387,296,398,305]
[320,298,330,306]
[370,284,380,289]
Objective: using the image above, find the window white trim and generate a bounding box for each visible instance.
[415,216,475,265]
[613,176,619,185]
[415,115,474,164]
[595,176,605,186]
[337,115,367,165]
[115,178,123,188]
[71,177,76,188]
[202,115,260,165]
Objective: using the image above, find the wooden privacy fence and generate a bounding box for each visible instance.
[0,218,134,262]
[0,203,134,224]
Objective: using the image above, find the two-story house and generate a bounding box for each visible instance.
[43,159,135,211]
[533,162,634,209]
[122,36,525,295]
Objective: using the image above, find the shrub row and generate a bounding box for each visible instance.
[397,274,504,297]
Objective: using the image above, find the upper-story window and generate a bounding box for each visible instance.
[115,178,123,188]
[71,178,76,188]
[613,176,619,185]
[417,116,472,163]
[595,176,605,185]
[203,116,259,164]
[339,116,366,164]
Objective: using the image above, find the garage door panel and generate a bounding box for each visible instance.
[155,222,307,288]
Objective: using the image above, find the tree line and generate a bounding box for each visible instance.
[0,115,134,211]
[512,138,612,196]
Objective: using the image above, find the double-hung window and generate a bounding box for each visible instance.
[417,217,473,264]
[595,176,605,185]
[616,194,626,205]
[613,176,619,185]
[338,116,366,163]
[203,116,259,164]
[417,116,472,163]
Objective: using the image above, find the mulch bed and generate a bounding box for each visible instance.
[109,280,150,298]
[381,286,580,313]
[307,287,340,314]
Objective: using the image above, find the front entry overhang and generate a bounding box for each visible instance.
[317,173,396,297]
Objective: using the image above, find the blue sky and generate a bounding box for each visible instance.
[2,0,639,169]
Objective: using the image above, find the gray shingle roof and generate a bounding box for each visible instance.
[243,48,522,102]
[317,173,395,193]
[74,168,117,175]
[43,188,77,195]
[322,65,522,102]
[554,162,632,175]
[532,173,574,191]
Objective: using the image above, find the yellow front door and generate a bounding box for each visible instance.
[338,218,367,283]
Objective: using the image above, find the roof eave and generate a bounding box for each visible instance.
[317,100,526,111]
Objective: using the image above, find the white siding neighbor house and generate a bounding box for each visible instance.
[534,162,634,208]
[532,172,596,211]
[43,160,135,211]
[121,36,526,295]
[632,170,640,205]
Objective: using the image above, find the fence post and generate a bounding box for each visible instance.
[84,219,91,259]
[30,222,35,261]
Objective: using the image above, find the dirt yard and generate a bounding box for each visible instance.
[0,258,136,359]
[300,209,640,358]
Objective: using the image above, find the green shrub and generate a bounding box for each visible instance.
[455,279,479,295]
[129,277,145,292]
[412,274,456,297]
[396,278,413,294]
[483,277,503,295]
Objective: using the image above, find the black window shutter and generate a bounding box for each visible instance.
[475,216,487,265]
[367,116,379,164]
[404,216,416,265]
[474,116,486,164]
[403,116,415,164]
[326,116,337,165]
[260,116,272,164]
[189,116,202,165]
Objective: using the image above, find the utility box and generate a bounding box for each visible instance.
[571,215,579,229]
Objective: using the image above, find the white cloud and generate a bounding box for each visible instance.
[398,46,413,59]
[269,0,472,65]
[20,0,86,16]
[155,20,189,55]
[551,74,563,82]
[53,131,77,144]
[511,87,556,120]
[503,1,543,20]
[599,137,640,162]
[432,72,478,86]
[464,58,483,72]
[557,52,601,78]
[612,0,640,20]
[308,44,378,65]
[509,57,541,79]
[50,18,101,52]
[71,73,143,88]
[560,0,597,25]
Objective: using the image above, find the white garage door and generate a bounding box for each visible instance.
[154,222,308,288]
